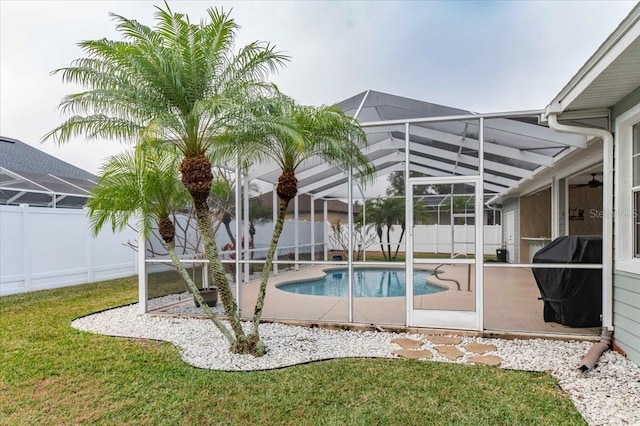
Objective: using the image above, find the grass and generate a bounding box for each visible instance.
[0,277,585,425]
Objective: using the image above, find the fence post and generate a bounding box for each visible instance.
[85,209,94,283]
[20,204,31,292]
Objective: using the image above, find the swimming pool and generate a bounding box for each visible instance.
[277,268,444,298]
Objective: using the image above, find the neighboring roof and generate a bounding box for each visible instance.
[0,136,96,180]
[0,136,97,208]
[546,3,640,114]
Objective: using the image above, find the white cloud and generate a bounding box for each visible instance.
[1,0,636,174]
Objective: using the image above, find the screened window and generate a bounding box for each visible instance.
[633,123,640,257]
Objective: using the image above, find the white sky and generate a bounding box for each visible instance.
[0,0,637,177]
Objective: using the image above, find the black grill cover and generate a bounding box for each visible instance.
[532,235,602,327]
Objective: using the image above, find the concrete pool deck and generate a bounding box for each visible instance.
[150,263,601,337]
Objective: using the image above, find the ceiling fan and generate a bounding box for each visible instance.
[571,173,602,189]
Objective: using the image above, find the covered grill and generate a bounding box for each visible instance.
[532,235,602,327]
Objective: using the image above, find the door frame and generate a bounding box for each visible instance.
[505,210,516,263]
[406,175,484,331]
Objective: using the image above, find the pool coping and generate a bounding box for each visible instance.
[273,264,451,298]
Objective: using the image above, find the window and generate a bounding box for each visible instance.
[634,123,640,257]
[635,191,640,257]
[614,104,640,274]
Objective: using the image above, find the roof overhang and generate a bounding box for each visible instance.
[545,4,640,117]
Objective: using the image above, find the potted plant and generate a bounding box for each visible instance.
[195,286,218,307]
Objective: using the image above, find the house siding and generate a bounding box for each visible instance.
[613,270,640,365]
[610,94,640,366]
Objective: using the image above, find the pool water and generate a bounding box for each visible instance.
[277,268,443,298]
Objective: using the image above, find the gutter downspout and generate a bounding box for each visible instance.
[579,329,612,371]
[546,113,614,331]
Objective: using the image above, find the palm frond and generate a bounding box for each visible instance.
[86,141,189,237]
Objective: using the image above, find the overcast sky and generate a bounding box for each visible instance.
[0,0,637,177]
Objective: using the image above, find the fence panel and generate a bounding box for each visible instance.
[328,223,503,256]
[0,205,137,295]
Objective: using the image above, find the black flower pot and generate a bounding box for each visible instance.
[194,287,218,307]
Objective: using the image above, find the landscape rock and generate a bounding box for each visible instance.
[468,355,502,367]
[434,345,464,360]
[465,342,497,355]
[391,337,424,349]
[393,349,433,360]
[424,336,462,345]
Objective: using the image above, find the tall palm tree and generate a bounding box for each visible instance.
[44,4,289,354]
[234,94,375,349]
[86,141,234,342]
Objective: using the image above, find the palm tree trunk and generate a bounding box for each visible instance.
[167,246,235,344]
[386,225,392,261]
[222,212,236,247]
[180,155,247,348]
[249,196,289,345]
[157,215,235,344]
[393,224,405,260]
[192,203,248,343]
[376,226,387,261]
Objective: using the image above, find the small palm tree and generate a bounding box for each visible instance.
[233,94,375,350]
[363,196,429,261]
[86,141,234,341]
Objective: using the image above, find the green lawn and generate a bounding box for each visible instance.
[0,277,585,425]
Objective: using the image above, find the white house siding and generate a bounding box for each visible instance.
[613,270,640,364]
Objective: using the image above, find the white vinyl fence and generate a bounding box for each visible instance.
[218,219,325,259]
[328,224,503,256]
[0,205,137,296]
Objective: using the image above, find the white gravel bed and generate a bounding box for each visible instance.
[72,297,640,426]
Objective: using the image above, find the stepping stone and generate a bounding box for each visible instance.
[393,349,433,360]
[468,355,502,367]
[465,343,497,355]
[424,336,462,345]
[391,337,424,349]
[434,345,464,360]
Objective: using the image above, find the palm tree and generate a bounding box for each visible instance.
[440,194,474,224]
[86,141,234,342]
[363,196,429,261]
[234,94,375,348]
[44,4,289,354]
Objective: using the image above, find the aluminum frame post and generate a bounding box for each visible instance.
[476,117,485,331]
[273,184,278,276]
[324,199,328,261]
[243,177,250,282]
[405,122,413,325]
[137,210,148,314]
[310,196,315,261]
[235,164,241,310]
[294,195,299,271]
[347,166,354,323]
